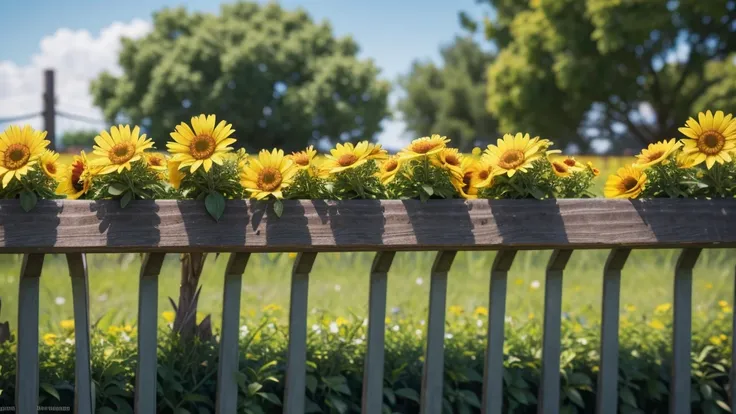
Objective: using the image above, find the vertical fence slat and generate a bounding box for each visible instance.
[216,253,250,414]
[538,249,572,414]
[420,250,457,414]
[135,253,166,414]
[670,248,700,414]
[732,264,736,411]
[284,252,317,414]
[362,251,395,414]
[482,250,516,414]
[67,253,94,414]
[596,248,630,414]
[16,253,44,414]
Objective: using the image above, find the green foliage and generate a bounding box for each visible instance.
[90,1,390,152]
[393,158,457,201]
[480,160,596,199]
[0,310,732,413]
[398,37,498,151]
[283,170,330,200]
[477,0,736,150]
[88,160,168,207]
[0,169,60,211]
[60,130,97,149]
[177,158,244,221]
[328,161,383,200]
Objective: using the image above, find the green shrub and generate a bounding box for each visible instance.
[0,306,732,414]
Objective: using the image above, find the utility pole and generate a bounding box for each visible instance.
[43,69,56,151]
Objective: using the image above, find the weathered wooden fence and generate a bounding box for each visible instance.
[4,198,736,414]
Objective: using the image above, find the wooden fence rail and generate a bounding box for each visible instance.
[4,198,736,414]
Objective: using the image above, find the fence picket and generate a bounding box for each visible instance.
[732,264,736,411]
[284,252,317,414]
[420,250,457,414]
[135,253,166,414]
[482,250,517,414]
[538,249,573,414]
[596,248,630,414]
[16,254,44,414]
[671,248,700,414]
[66,253,94,414]
[362,251,395,414]
[216,253,251,414]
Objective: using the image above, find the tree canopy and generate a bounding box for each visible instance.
[91,2,390,152]
[479,0,736,151]
[60,130,97,149]
[397,36,498,152]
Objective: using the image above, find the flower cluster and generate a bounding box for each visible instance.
[605,110,736,199]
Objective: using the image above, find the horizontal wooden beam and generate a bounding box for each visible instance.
[0,198,734,252]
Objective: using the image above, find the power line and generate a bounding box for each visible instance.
[57,110,107,125]
[0,112,42,124]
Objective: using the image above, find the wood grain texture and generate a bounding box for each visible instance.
[135,253,166,414]
[66,253,94,414]
[1,198,735,252]
[670,248,700,414]
[16,254,44,414]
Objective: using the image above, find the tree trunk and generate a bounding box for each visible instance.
[172,253,211,341]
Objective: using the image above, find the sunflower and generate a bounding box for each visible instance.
[145,152,168,171]
[366,143,389,161]
[241,149,297,200]
[377,156,403,185]
[0,125,49,187]
[484,133,547,177]
[453,157,494,199]
[604,166,647,199]
[398,135,450,160]
[550,160,572,178]
[322,142,371,174]
[430,148,464,179]
[676,152,698,169]
[633,139,682,169]
[167,114,237,173]
[90,125,153,174]
[560,156,585,172]
[167,160,186,190]
[56,151,93,199]
[586,161,600,176]
[289,146,317,170]
[679,110,736,169]
[39,149,61,179]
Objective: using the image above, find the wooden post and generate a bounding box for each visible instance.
[16,254,44,414]
[670,248,700,414]
[67,253,94,414]
[136,253,166,414]
[43,69,56,151]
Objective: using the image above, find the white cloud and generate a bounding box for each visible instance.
[0,19,152,145]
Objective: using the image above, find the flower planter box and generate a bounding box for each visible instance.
[0,198,734,252]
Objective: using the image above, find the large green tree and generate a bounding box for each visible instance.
[479,0,736,151]
[91,2,390,152]
[398,36,498,151]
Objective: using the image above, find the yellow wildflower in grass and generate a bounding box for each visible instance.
[603,166,647,199]
[366,143,389,161]
[398,135,450,161]
[625,304,637,312]
[430,148,464,179]
[39,149,61,179]
[473,306,488,317]
[633,139,682,168]
[167,160,186,190]
[721,334,727,341]
[124,324,133,333]
[705,282,714,289]
[514,278,524,286]
[648,319,665,330]
[240,149,296,200]
[90,125,154,174]
[144,152,168,172]
[377,156,402,185]
[718,300,728,308]
[322,142,371,173]
[288,252,297,259]
[56,151,95,199]
[60,319,74,330]
[654,303,672,314]
[483,133,547,177]
[0,124,50,187]
[162,311,175,324]
[448,305,464,316]
[710,336,723,346]
[43,333,57,345]
[263,304,283,313]
[336,316,349,326]
[167,114,237,173]
[528,313,535,320]
[679,110,736,169]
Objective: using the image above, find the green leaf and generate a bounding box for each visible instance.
[421,184,434,196]
[461,367,483,383]
[395,387,420,403]
[620,387,637,408]
[183,393,212,404]
[235,372,247,391]
[327,395,348,414]
[569,372,592,387]
[120,191,133,208]
[565,388,585,408]
[198,407,211,414]
[273,198,284,217]
[257,392,282,406]
[306,375,318,394]
[108,183,127,196]
[508,387,528,405]
[383,387,396,405]
[700,383,713,400]
[40,383,60,401]
[460,390,481,408]
[305,397,323,413]
[98,408,117,414]
[247,382,263,396]
[258,360,279,374]
[20,190,37,212]
[716,400,732,412]
[323,376,351,395]
[205,191,226,221]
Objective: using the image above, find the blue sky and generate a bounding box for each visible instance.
[0,0,490,148]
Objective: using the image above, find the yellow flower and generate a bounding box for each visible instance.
[473,306,488,317]
[263,304,283,313]
[454,156,494,198]
[241,149,296,200]
[705,282,713,289]
[103,348,114,358]
[678,110,736,169]
[377,156,403,185]
[39,149,61,179]
[676,151,698,169]
[720,334,727,341]
[648,319,665,330]
[604,166,647,199]
[366,143,389,161]
[288,146,317,171]
[448,305,464,316]
[43,333,57,345]
[90,125,154,174]
[483,133,548,177]
[633,139,682,169]
[162,311,175,324]
[550,160,572,178]
[335,316,349,326]
[0,124,50,187]
[718,300,728,308]
[471,147,482,157]
[398,134,450,160]
[144,152,168,172]
[430,148,464,179]
[167,114,237,173]
[60,319,74,330]
[528,313,535,320]
[322,142,371,174]
[654,303,672,314]
[710,336,723,346]
[167,160,186,190]
[108,326,121,335]
[625,304,636,312]
[56,151,95,200]
[288,252,297,259]
[514,279,524,286]
[586,161,600,176]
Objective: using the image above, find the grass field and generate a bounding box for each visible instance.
[4,155,728,335]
